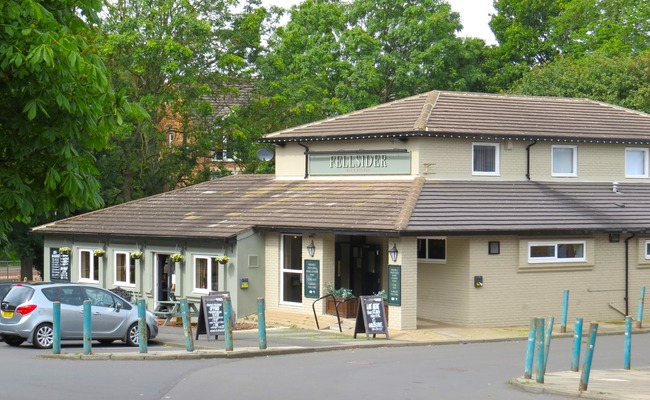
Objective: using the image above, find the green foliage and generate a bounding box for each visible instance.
[325,282,355,299]
[0,0,125,252]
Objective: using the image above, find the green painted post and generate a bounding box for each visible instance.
[571,318,583,372]
[224,296,233,351]
[524,318,536,379]
[636,286,645,329]
[624,316,632,370]
[561,290,569,333]
[543,316,554,375]
[83,300,92,355]
[579,322,599,391]
[535,317,545,383]
[180,299,195,352]
[52,301,61,355]
[257,298,267,350]
[137,299,148,353]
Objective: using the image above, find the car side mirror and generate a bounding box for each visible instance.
[115,303,122,312]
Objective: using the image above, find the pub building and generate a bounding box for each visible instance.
[36,91,650,329]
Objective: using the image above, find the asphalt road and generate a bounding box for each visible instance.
[1,333,649,400]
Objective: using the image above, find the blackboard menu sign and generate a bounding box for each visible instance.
[353,296,389,340]
[50,248,71,282]
[388,265,401,306]
[195,292,229,340]
[304,260,320,298]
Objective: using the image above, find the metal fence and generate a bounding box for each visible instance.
[0,261,42,281]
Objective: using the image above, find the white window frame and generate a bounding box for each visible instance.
[625,148,649,178]
[193,255,216,294]
[472,142,500,176]
[417,237,447,263]
[551,145,578,177]
[280,234,303,305]
[114,251,136,287]
[645,240,650,260]
[528,240,586,263]
[78,249,99,283]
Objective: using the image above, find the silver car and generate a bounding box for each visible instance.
[0,283,158,348]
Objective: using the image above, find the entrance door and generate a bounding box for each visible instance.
[336,242,380,296]
[156,254,174,302]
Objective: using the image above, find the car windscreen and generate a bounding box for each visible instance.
[0,284,16,300]
[1,285,35,307]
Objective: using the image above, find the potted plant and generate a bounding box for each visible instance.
[170,253,183,263]
[130,251,143,260]
[214,255,229,265]
[93,249,106,257]
[59,246,72,255]
[325,283,358,318]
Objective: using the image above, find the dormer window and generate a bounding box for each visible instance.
[472,143,500,176]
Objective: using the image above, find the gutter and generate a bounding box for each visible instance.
[526,140,537,180]
[297,142,310,179]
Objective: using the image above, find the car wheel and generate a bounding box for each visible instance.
[33,323,54,349]
[98,339,115,345]
[126,322,148,347]
[4,336,26,347]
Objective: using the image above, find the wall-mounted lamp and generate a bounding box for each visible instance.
[388,243,399,263]
[307,240,316,258]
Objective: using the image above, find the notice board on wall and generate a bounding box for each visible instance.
[304,260,320,299]
[50,248,70,282]
[195,291,229,341]
[353,295,389,340]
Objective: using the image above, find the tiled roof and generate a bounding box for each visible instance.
[408,181,650,234]
[260,91,650,144]
[33,175,423,239]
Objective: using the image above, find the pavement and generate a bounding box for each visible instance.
[37,311,650,400]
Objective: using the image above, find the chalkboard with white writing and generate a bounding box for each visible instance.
[195,292,229,341]
[353,295,389,339]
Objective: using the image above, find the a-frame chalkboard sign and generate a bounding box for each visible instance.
[353,295,389,339]
[195,291,229,341]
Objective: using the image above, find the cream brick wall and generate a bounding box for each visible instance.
[389,237,418,330]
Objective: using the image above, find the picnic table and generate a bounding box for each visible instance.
[153,300,199,326]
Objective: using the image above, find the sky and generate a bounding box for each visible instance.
[261,0,497,45]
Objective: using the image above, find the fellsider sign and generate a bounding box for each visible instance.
[309,151,411,176]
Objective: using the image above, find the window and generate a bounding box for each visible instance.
[472,143,500,175]
[115,252,136,286]
[646,240,650,260]
[552,145,577,177]
[193,255,217,293]
[79,249,99,283]
[625,148,649,178]
[417,237,447,262]
[281,234,303,304]
[528,241,585,263]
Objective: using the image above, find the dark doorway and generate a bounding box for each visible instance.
[335,241,380,296]
[156,254,174,302]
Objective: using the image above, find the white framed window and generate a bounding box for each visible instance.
[552,145,577,177]
[472,143,500,175]
[79,249,99,283]
[528,241,586,263]
[114,251,136,286]
[193,255,218,294]
[645,240,650,260]
[417,237,447,263]
[625,148,649,178]
[280,234,303,304]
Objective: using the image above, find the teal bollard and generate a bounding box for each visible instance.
[52,301,61,355]
[535,318,545,383]
[257,298,267,350]
[571,318,583,372]
[524,318,536,379]
[180,299,195,352]
[543,316,554,375]
[624,316,632,370]
[83,300,92,355]
[224,296,233,351]
[637,286,645,329]
[561,290,569,333]
[579,322,599,391]
[137,299,148,353]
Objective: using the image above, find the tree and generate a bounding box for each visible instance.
[0,0,127,253]
[97,0,264,203]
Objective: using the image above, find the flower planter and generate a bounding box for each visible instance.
[325,297,358,319]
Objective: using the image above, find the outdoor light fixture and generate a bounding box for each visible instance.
[307,240,316,258]
[388,243,399,262]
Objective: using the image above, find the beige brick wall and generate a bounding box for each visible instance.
[389,237,418,330]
